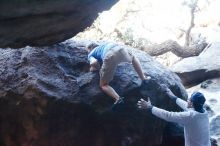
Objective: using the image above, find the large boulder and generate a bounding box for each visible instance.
[0,0,118,48]
[171,42,220,86]
[0,41,187,146]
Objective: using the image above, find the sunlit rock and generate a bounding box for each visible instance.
[171,42,220,86]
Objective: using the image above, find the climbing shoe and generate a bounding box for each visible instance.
[141,76,151,86]
[111,96,125,111]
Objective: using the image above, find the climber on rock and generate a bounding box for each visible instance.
[86,42,151,108]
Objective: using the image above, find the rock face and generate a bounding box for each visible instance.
[171,42,220,86]
[0,0,118,48]
[210,115,220,146]
[0,41,187,146]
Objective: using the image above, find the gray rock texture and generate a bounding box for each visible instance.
[0,41,187,146]
[171,43,220,86]
[0,0,118,48]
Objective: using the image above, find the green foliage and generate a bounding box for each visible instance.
[122,28,151,49]
[122,28,135,46]
[134,37,151,49]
